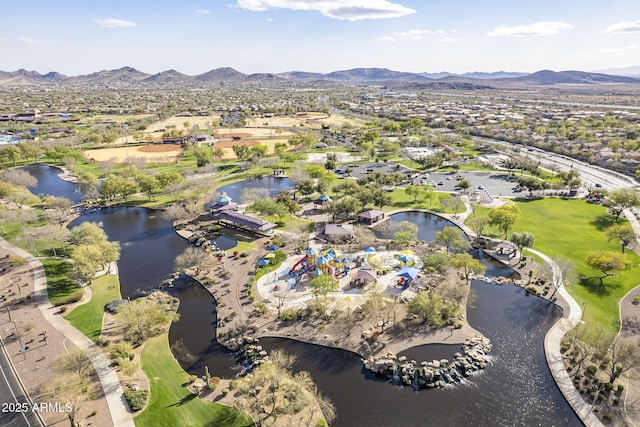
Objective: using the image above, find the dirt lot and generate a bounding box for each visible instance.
[82,144,184,164]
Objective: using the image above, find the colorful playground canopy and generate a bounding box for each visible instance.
[258,259,270,266]
[399,254,410,263]
[264,253,275,259]
[268,245,279,251]
[396,267,420,280]
[317,255,332,264]
[364,247,376,253]
[401,249,416,255]
[313,268,323,276]
[306,247,317,255]
[356,269,377,281]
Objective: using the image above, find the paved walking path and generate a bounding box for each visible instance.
[0,238,135,427]
[530,248,604,427]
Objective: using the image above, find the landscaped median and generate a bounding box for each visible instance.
[135,334,251,427]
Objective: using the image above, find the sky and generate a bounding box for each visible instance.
[1,0,640,76]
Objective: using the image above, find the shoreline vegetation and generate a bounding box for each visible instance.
[1,103,639,425]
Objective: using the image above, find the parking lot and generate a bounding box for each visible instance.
[335,162,413,179]
[414,170,523,197]
[334,162,526,197]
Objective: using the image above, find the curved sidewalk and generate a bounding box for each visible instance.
[530,248,603,427]
[0,238,134,427]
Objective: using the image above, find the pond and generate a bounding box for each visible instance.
[21,164,84,203]
[215,176,294,203]
[374,211,465,242]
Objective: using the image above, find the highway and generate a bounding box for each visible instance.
[0,338,43,427]
[474,136,639,191]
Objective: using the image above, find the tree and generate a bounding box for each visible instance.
[327,196,360,221]
[586,250,630,286]
[100,174,138,201]
[117,295,175,345]
[193,146,212,167]
[457,178,471,194]
[392,220,418,246]
[233,349,335,426]
[247,198,288,221]
[174,246,217,276]
[53,348,92,377]
[450,253,486,283]
[510,232,535,261]
[76,171,99,198]
[42,373,91,427]
[307,274,339,299]
[136,174,159,200]
[0,169,37,188]
[598,337,640,384]
[605,223,636,253]
[435,226,469,253]
[231,144,252,161]
[69,222,108,245]
[370,186,391,208]
[406,291,458,327]
[608,187,640,220]
[467,216,489,240]
[240,187,270,205]
[488,204,521,239]
[155,170,183,188]
[441,195,465,216]
[422,252,450,274]
[405,184,422,202]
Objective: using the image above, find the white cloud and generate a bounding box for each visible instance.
[605,20,640,33]
[438,37,457,43]
[488,21,572,37]
[599,44,638,53]
[195,9,211,15]
[95,18,137,28]
[235,0,415,21]
[378,28,454,42]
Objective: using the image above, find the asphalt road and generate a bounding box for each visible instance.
[0,339,42,427]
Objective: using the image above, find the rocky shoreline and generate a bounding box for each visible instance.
[362,335,493,389]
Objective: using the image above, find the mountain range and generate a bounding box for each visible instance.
[1,66,639,86]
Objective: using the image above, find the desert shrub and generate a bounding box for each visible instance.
[618,384,624,392]
[586,365,598,375]
[188,375,198,383]
[105,299,129,314]
[604,382,614,391]
[124,390,148,411]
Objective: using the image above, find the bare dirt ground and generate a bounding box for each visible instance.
[82,144,184,164]
[0,248,111,427]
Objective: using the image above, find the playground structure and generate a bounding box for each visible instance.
[255,246,424,311]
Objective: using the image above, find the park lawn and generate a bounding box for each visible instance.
[135,335,251,427]
[41,258,83,306]
[386,188,453,213]
[473,198,640,339]
[64,273,121,342]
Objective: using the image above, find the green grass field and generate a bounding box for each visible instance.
[41,258,83,306]
[135,335,251,427]
[470,198,640,339]
[65,273,121,342]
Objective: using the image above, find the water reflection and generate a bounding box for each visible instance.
[21,164,84,203]
[215,176,294,202]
